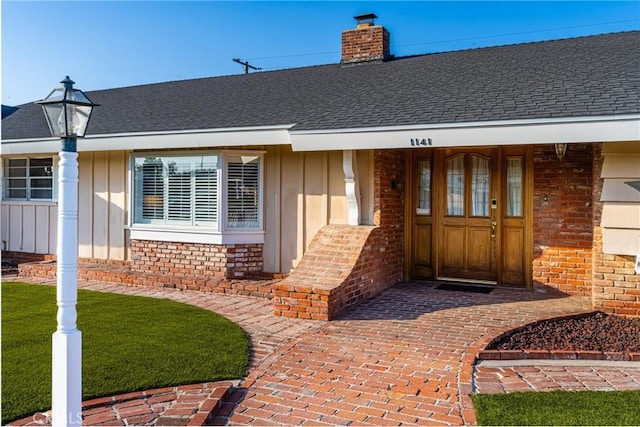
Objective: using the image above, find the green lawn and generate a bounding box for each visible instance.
[1,282,250,424]
[473,390,640,426]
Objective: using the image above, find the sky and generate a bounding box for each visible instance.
[2,1,639,106]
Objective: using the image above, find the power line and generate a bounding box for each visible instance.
[398,19,640,48]
[244,19,638,62]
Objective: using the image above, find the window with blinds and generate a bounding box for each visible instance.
[132,151,263,233]
[227,155,260,229]
[3,157,54,200]
[134,155,219,226]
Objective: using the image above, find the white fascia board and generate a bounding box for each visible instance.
[1,124,295,155]
[289,115,640,152]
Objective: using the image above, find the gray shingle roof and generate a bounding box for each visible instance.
[3,31,639,140]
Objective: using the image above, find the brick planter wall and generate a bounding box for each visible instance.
[532,144,593,296]
[130,240,263,279]
[17,256,276,298]
[1,251,47,265]
[273,149,406,320]
[591,144,640,317]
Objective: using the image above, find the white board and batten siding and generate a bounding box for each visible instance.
[77,151,128,260]
[600,141,640,256]
[1,202,57,254]
[2,147,372,275]
[263,146,373,274]
[0,151,128,260]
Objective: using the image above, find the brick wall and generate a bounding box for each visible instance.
[532,144,593,296]
[341,25,390,64]
[130,240,263,279]
[273,149,406,320]
[373,149,405,285]
[591,143,640,317]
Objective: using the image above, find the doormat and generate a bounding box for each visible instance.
[435,283,494,294]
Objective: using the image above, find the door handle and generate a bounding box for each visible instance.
[491,220,497,239]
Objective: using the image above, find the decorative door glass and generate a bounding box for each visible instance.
[417,160,431,215]
[471,156,490,217]
[446,156,465,216]
[506,157,523,217]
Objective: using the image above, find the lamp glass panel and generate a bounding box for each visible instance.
[67,89,92,104]
[65,104,92,137]
[41,103,65,136]
[42,87,66,103]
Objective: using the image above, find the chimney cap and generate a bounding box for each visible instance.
[354,13,378,27]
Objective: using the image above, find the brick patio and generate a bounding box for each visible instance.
[4,275,639,426]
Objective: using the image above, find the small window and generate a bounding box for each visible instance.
[3,157,54,200]
[227,155,261,229]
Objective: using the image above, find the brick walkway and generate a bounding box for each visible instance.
[219,284,624,426]
[4,275,640,426]
[3,275,321,426]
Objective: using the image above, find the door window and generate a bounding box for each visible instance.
[506,157,523,217]
[417,160,431,215]
[471,156,490,217]
[446,156,465,216]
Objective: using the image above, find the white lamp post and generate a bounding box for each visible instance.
[36,76,98,426]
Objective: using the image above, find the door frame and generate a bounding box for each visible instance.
[405,146,534,288]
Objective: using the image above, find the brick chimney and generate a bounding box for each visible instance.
[341,13,390,64]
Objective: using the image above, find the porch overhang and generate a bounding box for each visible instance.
[289,114,640,151]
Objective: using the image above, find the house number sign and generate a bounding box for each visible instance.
[410,138,432,147]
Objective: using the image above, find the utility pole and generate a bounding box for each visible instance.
[233,58,262,74]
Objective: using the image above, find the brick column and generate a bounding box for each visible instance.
[532,144,593,296]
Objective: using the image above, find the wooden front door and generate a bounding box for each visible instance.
[438,148,498,282]
[410,146,531,287]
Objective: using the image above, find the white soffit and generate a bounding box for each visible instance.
[1,125,296,155]
[289,115,640,151]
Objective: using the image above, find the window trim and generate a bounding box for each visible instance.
[128,150,265,245]
[1,156,58,202]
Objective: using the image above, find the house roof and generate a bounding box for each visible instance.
[2,31,639,141]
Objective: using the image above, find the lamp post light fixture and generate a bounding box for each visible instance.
[36,76,98,426]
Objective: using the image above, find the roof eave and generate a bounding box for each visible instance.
[1,124,297,155]
[289,114,640,151]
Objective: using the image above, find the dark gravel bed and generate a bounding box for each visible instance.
[488,311,640,353]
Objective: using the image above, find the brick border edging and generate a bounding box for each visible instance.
[458,307,597,426]
[7,381,237,426]
[477,349,640,361]
[477,310,640,362]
